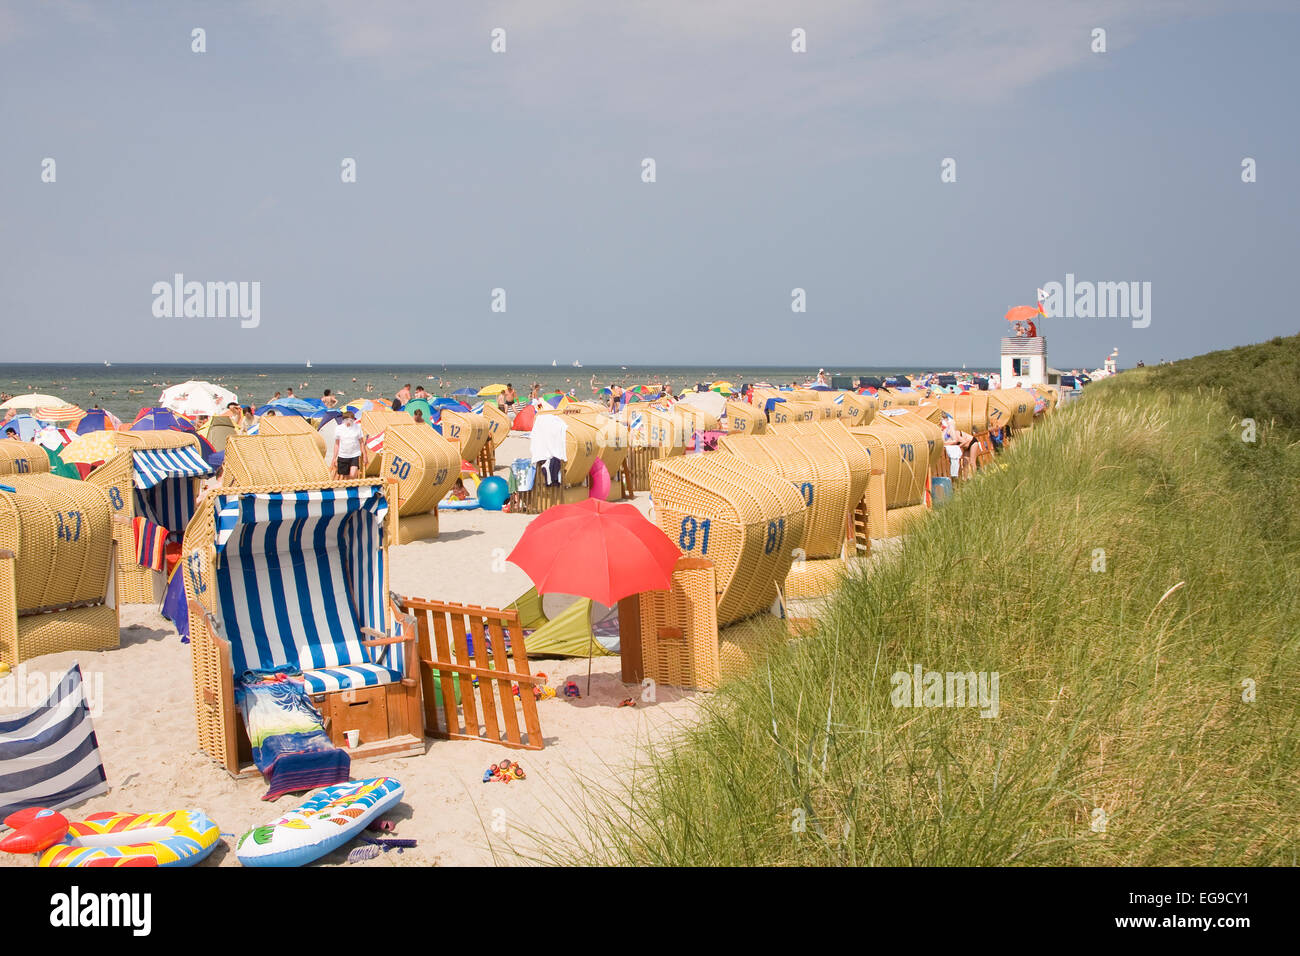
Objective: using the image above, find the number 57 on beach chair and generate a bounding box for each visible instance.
[182,479,424,776]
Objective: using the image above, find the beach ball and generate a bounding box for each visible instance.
[478,475,509,511]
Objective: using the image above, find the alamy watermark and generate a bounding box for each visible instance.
[1039,274,1151,328]
[890,663,999,718]
[151,274,260,328]
[0,665,104,717]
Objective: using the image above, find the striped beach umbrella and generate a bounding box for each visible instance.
[33,404,85,424]
[346,397,390,413]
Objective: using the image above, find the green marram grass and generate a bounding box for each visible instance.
[535,336,1300,866]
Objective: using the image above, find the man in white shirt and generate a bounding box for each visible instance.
[332,408,367,478]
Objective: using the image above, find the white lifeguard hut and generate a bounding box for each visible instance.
[1001,334,1047,387]
[1104,348,1118,376]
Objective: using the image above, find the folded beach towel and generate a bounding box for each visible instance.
[235,669,350,800]
[132,516,168,571]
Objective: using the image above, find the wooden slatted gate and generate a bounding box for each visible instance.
[400,596,544,751]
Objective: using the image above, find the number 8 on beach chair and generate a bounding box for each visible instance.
[182,478,424,777]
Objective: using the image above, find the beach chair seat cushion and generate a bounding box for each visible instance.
[302,662,401,694]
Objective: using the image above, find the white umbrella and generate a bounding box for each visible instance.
[1,393,65,410]
[159,381,239,417]
[677,390,727,419]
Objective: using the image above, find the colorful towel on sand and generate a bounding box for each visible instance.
[235,669,350,800]
[132,516,168,571]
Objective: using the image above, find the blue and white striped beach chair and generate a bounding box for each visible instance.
[181,479,424,775]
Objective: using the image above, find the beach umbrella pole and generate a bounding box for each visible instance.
[586,633,594,696]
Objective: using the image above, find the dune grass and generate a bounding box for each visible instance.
[551,337,1300,866]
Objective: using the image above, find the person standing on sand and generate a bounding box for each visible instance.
[330,408,366,478]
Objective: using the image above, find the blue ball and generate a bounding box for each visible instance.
[477,475,509,511]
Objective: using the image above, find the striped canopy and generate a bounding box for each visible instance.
[208,485,394,693]
[131,445,213,489]
[33,404,84,424]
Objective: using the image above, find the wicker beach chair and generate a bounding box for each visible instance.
[438,410,490,464]
[380,423,460,543]
[875,407,945,476]
[716,433,850,560]
[181,478,423,775]
[724,400,766,435]
[222,434,331,487]
[360,410,412,477]
[832,391,878,427]
[849,423,929,539]
[0,474,119,667]
[570,412,631,501]
[767,401,821,425]
[256,414,328,456]
[0,442,51,476]
[648,453,806,626]
[85,430,212,605]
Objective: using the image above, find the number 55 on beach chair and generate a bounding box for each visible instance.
[182,479,423,777]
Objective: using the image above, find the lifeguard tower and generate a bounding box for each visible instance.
[1001,334,1047,387]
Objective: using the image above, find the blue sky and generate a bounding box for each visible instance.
[2,1,1296,369]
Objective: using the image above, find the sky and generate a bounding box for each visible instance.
[1,0,1297,369]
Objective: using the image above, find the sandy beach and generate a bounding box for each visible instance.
[3,434,708,867]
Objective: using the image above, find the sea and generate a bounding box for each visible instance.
[0,363,997,421]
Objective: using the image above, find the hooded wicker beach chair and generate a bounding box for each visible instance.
[256,414,328,456]
[181,478,422,775]
[437,410,490,464]
[849,423,930,539]
[222,433,332,487]
[85,430,213,605]
[360,410,412,478]
[379,423,460,543]
[0,474,119,667]
[724,400,766,435]
[569,412,631,501]
[0,442,52,476]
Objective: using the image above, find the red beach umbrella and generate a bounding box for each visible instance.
[507,498,682,692]
[508,498,680,607]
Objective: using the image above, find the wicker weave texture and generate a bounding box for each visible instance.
[834,392,877,427]
[257,414,327,455]
[478,402,511,448]
[850,425,928,509]
[0,474,113,613]
[768,401,820,425]
[637,559,721,690]
[717,433,850,559]
[969,392,990,433]
[438,410,489,463]
[222,434,331,487]
[648,454,806,626]
[8,604,119,666]
[0,443,51,475]
[570,413,631,481]
[785,556,864,601]
[724,401,766,434]
[873,410,944,474]
[382,423,460,516]
[877,388,921,410]
[768,421,870,541]
[621,406,685,453]
[885,502,928,537]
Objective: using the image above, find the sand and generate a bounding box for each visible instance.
[2,433,709,867]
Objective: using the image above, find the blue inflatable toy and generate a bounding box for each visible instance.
[478,475,509,511]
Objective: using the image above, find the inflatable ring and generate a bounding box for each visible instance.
[39,810,221,868]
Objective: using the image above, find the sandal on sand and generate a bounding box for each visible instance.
[366,818,396,834]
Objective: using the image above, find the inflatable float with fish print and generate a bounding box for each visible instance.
[236,777,404,867]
